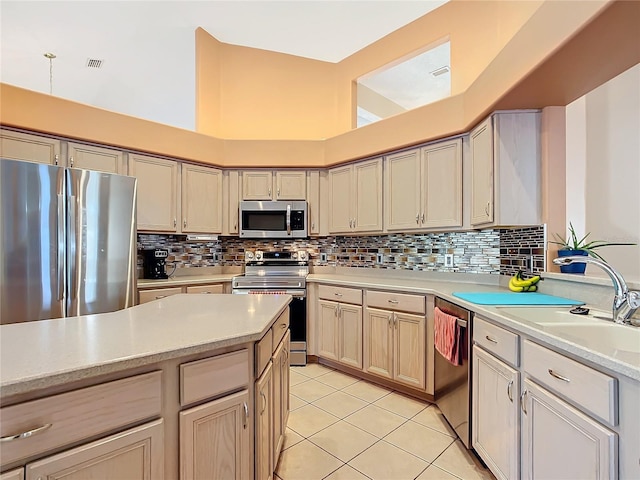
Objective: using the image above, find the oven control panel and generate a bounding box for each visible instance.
[244,249,308,263]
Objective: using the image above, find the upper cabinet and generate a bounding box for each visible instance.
[470,111,541,227]
[328,158,383,234]
[0,129,61,166]
[242,170,306,200]
[129,154,180,232]
[181,163,222,233]
[67,142,125,174]
[385,138,462,232]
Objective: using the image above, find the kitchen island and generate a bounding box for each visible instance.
[0,294,292,480]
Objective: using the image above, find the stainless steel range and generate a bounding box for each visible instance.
[232,249,309,365]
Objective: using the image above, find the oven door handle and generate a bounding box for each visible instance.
[286,204,291,235]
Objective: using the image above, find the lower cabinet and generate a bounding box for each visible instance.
[318,300,363,369]
[318,300,340,361]
[472,345,520,480]
[255,362,273,480]
[138,287,183,304]
[179,390,250,480]
[521,379,617,480]
[272,331,290,467]
[364,308,425,389]
[26,420,164,480]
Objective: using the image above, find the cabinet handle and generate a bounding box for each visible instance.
[268,188,272,197]
[183,219,187,228]
[416,213,419,224]
[507,379,514,402]
[260,392,267,414]
[388,314,392,327]
[277,188,280,197]
[280,323,287,329]
[69,156,74,167]
[174,218,177,227]
[155,295,167,299]
[334,305,338,316]
[393,312,397,328]
[485,202,490,217]
[243,402,249,429]
[388,299,399,304]
[548,369,571,383]
[520,390,528,414]
[485,335,498,344]
[312,222,315,230]
[421,213,425,223]
[334,292,343,297]
[201,291,212,294]
[54,154,59,165]
[0,423,53,442]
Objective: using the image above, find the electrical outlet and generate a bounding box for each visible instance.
[320,253,327,262]
[376,253,384,264]
[444,254,454,267]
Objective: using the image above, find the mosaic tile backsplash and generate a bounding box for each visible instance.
[138,226,546,275]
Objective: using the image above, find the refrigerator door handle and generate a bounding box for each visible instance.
[68,195,78,303]
[57,194,65,302]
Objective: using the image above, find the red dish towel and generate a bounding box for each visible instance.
[434,307,464,366]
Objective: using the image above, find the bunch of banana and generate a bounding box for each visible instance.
[508,271,541,292]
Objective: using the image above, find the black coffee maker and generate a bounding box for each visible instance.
[143,249,169,279]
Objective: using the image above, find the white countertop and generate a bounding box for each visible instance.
[308,274,640,382]
[137,273,236,288]
[0,294,291,398]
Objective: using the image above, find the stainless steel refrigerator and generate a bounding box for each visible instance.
[0,158,137,324]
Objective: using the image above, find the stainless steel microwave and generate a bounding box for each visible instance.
[239,201,308,238]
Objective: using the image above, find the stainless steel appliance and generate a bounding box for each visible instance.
[239,200,307,238]
[434,296,472,448]
[0,158,137,324]
[232,249,309,365]
[143,248,169,279]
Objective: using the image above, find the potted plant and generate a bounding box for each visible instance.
[550,222,636,273]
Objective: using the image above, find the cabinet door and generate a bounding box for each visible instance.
[385,149,421,231]
[472,346,519,480]
[470,117,494,226]
[353,158,383,232]
[281,331,291,432]
[364,308,393,381]
[393,311,425,389]
[339,304,363,370]
[318,300,339,361]
[182,163,222,233]
[0,469,23,480]
[521,379,617,480]
[67,142,124,174]
[272,338,285,467]
[224,170,240,235]
[243,171,273,200]
[255,363,273,480]
[129,154,179,232]
[0,129,61,165]
[328,165,353,233]
[422,138,462,228]
[180,390,250,480]
[306,171,320,235]
[26,420,163,480]
[275,170,306,199]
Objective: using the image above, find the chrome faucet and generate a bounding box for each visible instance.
[553,256,640,325]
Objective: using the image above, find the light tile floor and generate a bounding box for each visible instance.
[277,363,495,480]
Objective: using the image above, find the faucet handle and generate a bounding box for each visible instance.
[628,291,640,309]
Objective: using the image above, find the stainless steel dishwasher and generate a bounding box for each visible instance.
[433,296,472,448]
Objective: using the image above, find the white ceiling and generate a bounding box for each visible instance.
[0,1,448,130]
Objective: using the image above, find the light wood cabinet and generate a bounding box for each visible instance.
[223,170,241,235]
[521,379,617,480]
[185,284,224,294]
[385,139,462,231]
[470,111,541,227]
[0,129,61,166]
[179,390,250,480]
[272,331,290,467]
[317,290,363,370]
[67,141,125,174]
[255,362,273,480]
[328,158,382,233]
[365,308,425,389]
[138,287,183,304]
[318,300,340,361]
[182,163,223,234]
[338,304,363,369]
[306,170,321,235]
[26,420,163,480]
[472,345,520,480]
[242,170,306,200]
[129,153,179,232]
[0,469,23,480]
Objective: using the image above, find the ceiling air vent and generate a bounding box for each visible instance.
[86,58,104,69]
[430,66,450,77]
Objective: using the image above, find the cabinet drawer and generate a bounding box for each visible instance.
[0,371,162,466]
[366,290,425,314]
[138,287,183,304]
[180,349,249,406]
[255,329,273,376]
[271,309,290,351]
[318,285,362,305]
[523,340,617,426]
[186,284,224,294]
[473,316,519,367]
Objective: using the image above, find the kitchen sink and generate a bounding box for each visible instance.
[539,322,640,352]
[494,306,612,326]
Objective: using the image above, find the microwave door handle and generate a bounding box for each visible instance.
[286,204,291,235]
